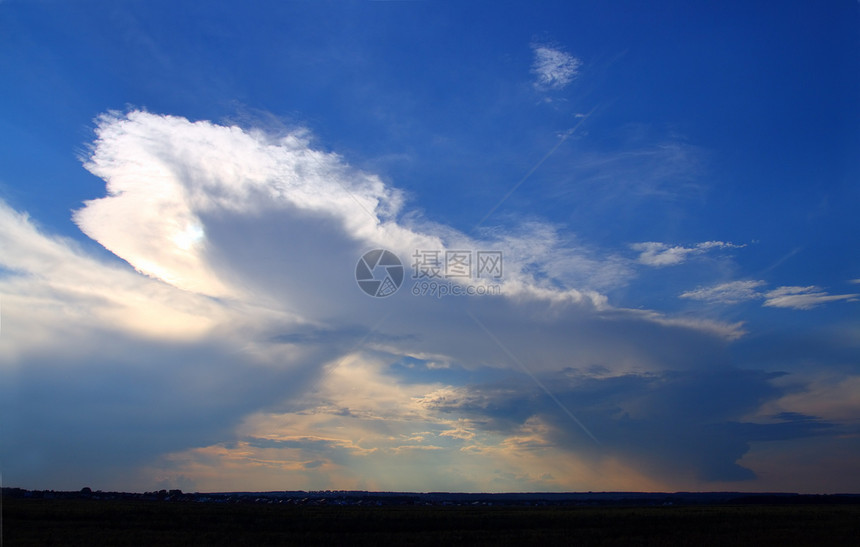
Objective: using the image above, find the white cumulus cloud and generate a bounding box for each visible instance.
[0,110,807,492]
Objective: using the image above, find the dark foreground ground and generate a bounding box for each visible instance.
[4,498,860,546]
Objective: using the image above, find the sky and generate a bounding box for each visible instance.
[1,0,859,494]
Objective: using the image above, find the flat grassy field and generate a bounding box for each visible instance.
[4,499,859,546]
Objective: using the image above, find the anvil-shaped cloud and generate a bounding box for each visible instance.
[1,111,856,492]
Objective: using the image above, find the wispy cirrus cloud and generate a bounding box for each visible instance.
[681,280,858,310]
[544,137,709,225]
[632,241,744,267]
[763,286,859,310]
[531,44,581,91]
[680,280,767,304]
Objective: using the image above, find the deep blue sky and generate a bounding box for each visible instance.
[1,1,858,492]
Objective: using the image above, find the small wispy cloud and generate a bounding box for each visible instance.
[680,280,766,304]
[763,286,859,310]
[681,281,858,310]
[531,44,581,91]
[632,241,744,267]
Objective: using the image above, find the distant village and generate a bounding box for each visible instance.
[4,487,859,507]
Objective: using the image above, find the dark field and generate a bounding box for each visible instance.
[4,499,860,546]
